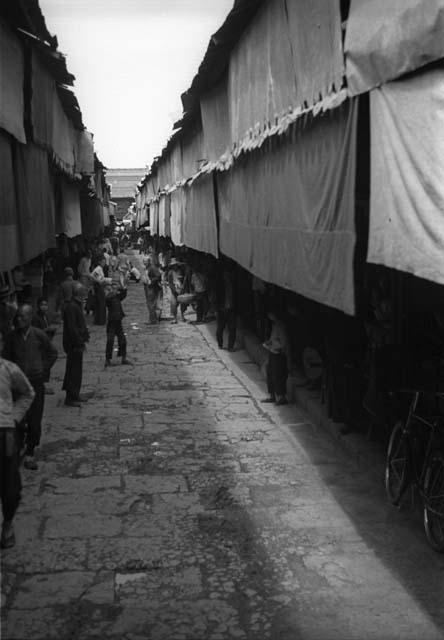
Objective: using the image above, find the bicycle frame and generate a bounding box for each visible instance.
[400,391,444,497]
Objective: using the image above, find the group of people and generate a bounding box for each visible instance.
[0,287,59,548]
[0,235,293,550]
[0,244,137,548]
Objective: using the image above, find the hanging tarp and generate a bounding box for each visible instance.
[31,50,77,175]
[137,204,148,229]
[103,204,110,227]
[170,142,183,184]
[52,90,76,175]
[217,100,358,315]
[0,23,26,144]
[285,0,343,104]
[181,126,205,180]
[158,158,172,191]
[345,0,444,96]
[201,79,230,162]
[31,50,54,150]
[150,201,159,236]
[14,144,56,263]
[228,0,344,147]
[368,69,444,285]
[57,180,82,238]
[146,177,156,200]
[158,194,171,238]
[0,131,20,270]
[109,201,117,218]
[170,188,185,247]
[80,196,104,238]
[76,129,94,174]
[184,173,218,258]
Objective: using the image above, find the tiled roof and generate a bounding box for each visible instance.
[106,168,145,198]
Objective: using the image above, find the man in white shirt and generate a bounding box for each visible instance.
[0,330,35,548]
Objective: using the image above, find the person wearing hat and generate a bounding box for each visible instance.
[167,259,187,324]
[0,285,17,337]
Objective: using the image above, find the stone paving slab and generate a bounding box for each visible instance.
[2,265,444,640]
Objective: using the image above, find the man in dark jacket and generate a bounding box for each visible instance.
[2,304,58,470]
[104,282,132,367]
[62,283,89,407]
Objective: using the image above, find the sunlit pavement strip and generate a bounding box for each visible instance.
[2,252,444,640]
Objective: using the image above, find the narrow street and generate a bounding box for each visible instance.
[2,254,444,640]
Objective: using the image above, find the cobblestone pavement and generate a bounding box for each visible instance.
[2,253,444,640]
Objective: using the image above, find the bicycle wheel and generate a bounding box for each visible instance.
[385,421,410,505]
[424,451,444,552]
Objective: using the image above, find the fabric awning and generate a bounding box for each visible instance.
[158,158,172,191]
[158,194,171,237]
[150,201,159,236]
[81,197,104,238]
[57,180,82,238]
[368,69,444,284]
[0,131,20,270]
[76,130,94,175]
[32,50,77,175]
[201,79,230,162]
[345,0,444,96]
[228,0,343,147]
[169,142,183,185]
[181,126,205,180]
[217,99,358,315]
[183,174,218,258]
[0,23,26,143]
[14,143,56,263]
[31,50,53,150]
[170,188,185,247]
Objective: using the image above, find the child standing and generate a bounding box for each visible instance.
[104,282,133,367]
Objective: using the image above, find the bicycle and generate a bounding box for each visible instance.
[385,389,444,552]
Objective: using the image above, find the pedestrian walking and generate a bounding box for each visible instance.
[104,282,133,367]
[142,258,163,324]
[2,305,58,469]
[261,311,289,405]
[62,283,90,407]
[167,259,187,324]
[215,262,237,351]
[0,330,35,549]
